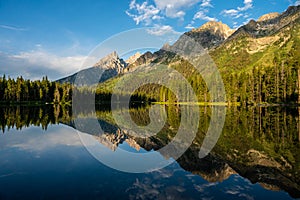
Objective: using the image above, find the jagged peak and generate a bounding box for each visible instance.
[93,51,120,67]
[192,21,235,39]
[126,52,141,65]
[257,12,280,22]
[198,21,229,29]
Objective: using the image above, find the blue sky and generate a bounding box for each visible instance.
[0,0,299,80]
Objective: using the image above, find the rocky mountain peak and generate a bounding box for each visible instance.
[181,21,235,49]
[257,12,280,22]
[126,52,142,65]
[92,51,127,74]
[93,51,124,67]
[192,21,235,39]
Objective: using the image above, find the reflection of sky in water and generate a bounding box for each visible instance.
[0,125,294,199]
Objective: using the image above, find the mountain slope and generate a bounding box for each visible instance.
[57,51,127,85]
[185,21,235,49]
[211,5,300,72]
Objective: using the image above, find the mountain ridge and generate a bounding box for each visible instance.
[57,51,127,84]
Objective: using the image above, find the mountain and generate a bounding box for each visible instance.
[257,12,280,22]
[212,5,300,72]
[57,51,127,85]
[56,17,236,85]
[126,52,142,65]
[184,21,235,49]
[123,21,235,73]
[229,5,300,39]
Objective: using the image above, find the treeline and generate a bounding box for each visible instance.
[0,75,72,103]
[0,75,154,105]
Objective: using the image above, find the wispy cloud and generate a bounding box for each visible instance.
[222,9,239,17]
[153,0,201,18]
[146,25,177,36]
[237,0,253,11]
[295,0,300,5]
[193,10,217,21]
[221,0,253,18]
[0,49,93,80]
[185,24,195,29]
[200,0,213,8]
[0,24,27,31]
[221,0,253,27]
[126,0,161,25]
[187,0,217,29]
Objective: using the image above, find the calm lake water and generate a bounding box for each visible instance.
[0,105,299,199]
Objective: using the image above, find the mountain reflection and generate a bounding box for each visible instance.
[0,104,299,198]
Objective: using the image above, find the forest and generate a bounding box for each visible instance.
[0,75,72,104]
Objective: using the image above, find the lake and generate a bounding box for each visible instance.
[0,104,299,199]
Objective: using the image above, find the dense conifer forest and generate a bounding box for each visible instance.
[0,75,72,104]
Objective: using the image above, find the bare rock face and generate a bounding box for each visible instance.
[125,51,158,72]
[93,51,127,74]
[257,12,280,22]
[192,21,235,39]
[183,21,235,49]
[126,52,142,65]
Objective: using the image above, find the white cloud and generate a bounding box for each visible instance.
[185,24,195,29]
[153,0,200,18]
[200,0,213,7]
[221,0,253,20]
[223,9,239,16]
[0,49,94,80]
[237,0,253,11]
[11,50,86,74]
[126,0,205,25]
[234,13,243,19]
[233,22,239,29]
[126,1,161,25]
[193,10,217,21]
[146,25,177,36]
[295,0,300,5]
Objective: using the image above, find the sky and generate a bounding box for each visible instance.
[0,0,299,80]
